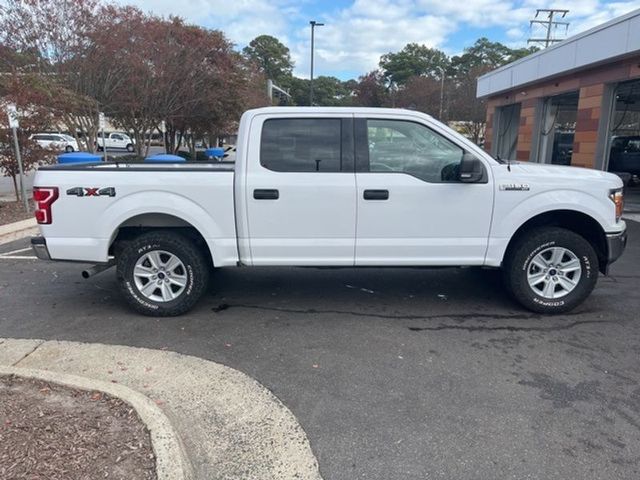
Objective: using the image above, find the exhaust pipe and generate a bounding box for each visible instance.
[82,260,115,279]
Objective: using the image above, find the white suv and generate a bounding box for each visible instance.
[96,132,135,152]
[30,133,79,152]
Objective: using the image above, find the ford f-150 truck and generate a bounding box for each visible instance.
[30,107,627,316]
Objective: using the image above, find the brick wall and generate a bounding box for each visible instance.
[572,84,604,168]
[516,99,537,161]
[482,55,640,168]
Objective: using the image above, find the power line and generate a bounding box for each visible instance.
[528,9,570,48]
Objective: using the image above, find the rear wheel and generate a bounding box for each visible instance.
[503,227,598,314]
[126,143,134,152]
[116,231,210,316]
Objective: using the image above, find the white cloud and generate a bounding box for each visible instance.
[290,0,456,78]
[116,0,300,45]
[118,0,640,78]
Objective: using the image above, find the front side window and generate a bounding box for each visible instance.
[366,119,465,183]
[112,134,124,140]
[261,118,342,172]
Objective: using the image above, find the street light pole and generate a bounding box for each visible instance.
[309,20,324,105]
[436,66,445,120]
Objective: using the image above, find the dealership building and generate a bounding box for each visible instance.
[477,9,640,177]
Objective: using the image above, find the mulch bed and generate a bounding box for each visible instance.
[0,200,34,226]
[0,375,157,480]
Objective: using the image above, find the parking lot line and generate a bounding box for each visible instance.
[1,247,32,256]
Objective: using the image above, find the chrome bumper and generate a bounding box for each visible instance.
[31,236,51,260]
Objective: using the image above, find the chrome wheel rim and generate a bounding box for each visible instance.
[133,250,187,302]
[527,246,582,299]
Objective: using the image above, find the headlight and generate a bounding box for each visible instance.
[609,188,624,222]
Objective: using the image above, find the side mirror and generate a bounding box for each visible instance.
[459,152,486,183]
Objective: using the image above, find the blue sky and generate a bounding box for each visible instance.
[125,0,640,80]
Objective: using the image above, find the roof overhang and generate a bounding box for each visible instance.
[477,8,640,98]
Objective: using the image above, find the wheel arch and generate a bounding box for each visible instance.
[503,210,608,273]
[109,212,214,267]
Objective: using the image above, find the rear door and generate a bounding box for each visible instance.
[244,114,356,266]
[354,115,494,266]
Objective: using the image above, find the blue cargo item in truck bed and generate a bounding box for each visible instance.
[145,153,185,162]
[58,152,102,164]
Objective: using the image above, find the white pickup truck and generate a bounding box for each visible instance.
[96,132,135,152]
[31,107,627,316]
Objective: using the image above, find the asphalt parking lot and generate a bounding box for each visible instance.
[1,220,639,480]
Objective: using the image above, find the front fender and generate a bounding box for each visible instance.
[485,189,617,266]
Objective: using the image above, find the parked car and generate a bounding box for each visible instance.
[96,132,135,152]
[30,107,626,316]
[608,136,640,176]
[30,133,79,152]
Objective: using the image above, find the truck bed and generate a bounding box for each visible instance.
[34,161,239,266]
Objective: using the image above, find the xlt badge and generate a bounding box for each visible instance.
[499,183,530,191]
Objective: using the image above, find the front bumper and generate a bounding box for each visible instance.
[31,236,51,260]
[604,228,627,271]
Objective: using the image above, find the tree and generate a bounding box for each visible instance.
[353,71,388,107]
[380,43,449,86]
[0,94,54,201]
[447,39,538,143]
[395,76,442,117]
[0,0,105,152]
[243,35,293,84]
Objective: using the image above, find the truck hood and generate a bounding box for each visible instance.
[491,161,624,190]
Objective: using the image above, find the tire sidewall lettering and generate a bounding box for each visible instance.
[521,240,555,271]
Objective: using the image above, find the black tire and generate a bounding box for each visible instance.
[126,143,134,152]
[96,145,103,152]
[65,145,74,153]
[116,231,210,316]
[503,227,598,314]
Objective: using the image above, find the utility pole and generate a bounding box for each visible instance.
[309,20,324,105]
[6,104,28,211]
[436,66,445,120]
[528,9,569,48]
[98,112,107,161]
[267,79,292,104]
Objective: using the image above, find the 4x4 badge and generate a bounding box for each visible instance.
[66,187,116,197]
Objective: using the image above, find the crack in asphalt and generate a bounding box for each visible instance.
[212,302,544,321]
[211,303,597,326]
[407,319,613,332]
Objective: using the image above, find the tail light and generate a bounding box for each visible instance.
[33,187,59,224]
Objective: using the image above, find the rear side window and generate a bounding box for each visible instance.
[260,118,342,172]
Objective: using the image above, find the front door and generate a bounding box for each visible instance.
[354,116,494,266]
[245,115,357,266]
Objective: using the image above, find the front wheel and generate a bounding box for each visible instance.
[503,227,599,314]
[116,231,210,316]
[65,145,74,153]
[126,143,134,152]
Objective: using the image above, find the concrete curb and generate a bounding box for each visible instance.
[0,339,323,479]
[0,218,37,246]
[0,365,192,480]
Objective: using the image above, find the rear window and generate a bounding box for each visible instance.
[260,118,342,172]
